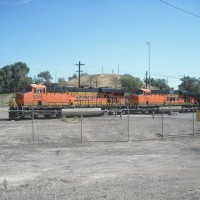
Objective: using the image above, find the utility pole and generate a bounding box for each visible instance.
[75,61,85,88]
[94,80,98,88]
[145,71,148,89]
[90,76,92,87]
[147,42,151,90]
[118,64,119,74]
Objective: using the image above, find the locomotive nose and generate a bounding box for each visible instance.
[16,93,24,105]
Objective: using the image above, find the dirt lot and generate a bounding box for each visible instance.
[0,107,200,200]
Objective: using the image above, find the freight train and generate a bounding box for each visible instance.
[8,83,198,119]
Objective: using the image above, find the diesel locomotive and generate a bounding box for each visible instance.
[8,84,126,119]
[8,83,198,119]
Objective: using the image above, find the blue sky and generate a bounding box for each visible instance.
[0,0,199,89]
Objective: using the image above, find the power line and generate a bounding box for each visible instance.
[151,72,182,79]
[159,0,200,19]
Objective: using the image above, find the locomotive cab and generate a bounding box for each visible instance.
[16,84,46,107]
[128,89,151,106]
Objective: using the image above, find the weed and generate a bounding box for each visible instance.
[2,179,8,189]
[16,186,20,191]
[55,149,62,156]
[60,115,68,122]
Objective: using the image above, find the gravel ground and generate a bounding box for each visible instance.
[0,107,200,200]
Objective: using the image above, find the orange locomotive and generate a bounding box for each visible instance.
[9,84,126,119]
[128,88,197,108]
[9,84,198,119]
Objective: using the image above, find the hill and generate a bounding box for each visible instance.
[67,74,123,88]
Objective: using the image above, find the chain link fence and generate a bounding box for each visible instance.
[0,107,200,145]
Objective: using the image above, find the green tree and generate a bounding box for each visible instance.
[37,71,53,83]
[179,76,200,94]
[146,78,170,91]
[120,74,143,92]
[68,73,77,81]
[10,62,32,91]
[0,70,5,93]
[0,62,32,93]
[157,79,170,91]
[58,77,66,84]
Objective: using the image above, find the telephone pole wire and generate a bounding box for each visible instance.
[75,61,85,88]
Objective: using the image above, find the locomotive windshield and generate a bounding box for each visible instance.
[135,89,151,95]
[25,87,33,93]
[18,86,32,93]
[135,90,143,95]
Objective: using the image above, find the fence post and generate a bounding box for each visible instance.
[81,112,83,142]
[127,106,129,142]
[32,105,35,144]
[162,108,164,139]
[193,107,195,136]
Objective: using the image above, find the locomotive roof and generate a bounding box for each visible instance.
[98,88,126,93]
[30,84,126,93]
[30,84,46,88]
[46,86,126,93]
[46,85,99,92]
[179,90,197,96]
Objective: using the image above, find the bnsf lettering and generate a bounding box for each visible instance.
[33,95,43,100]
[75,96,96,100]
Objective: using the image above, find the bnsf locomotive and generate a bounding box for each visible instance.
[9,84,198,119]
[9,84,126,119]
[128,88,198,108]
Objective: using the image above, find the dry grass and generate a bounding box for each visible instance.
[67,74,122,88]
[0,93,13,107]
